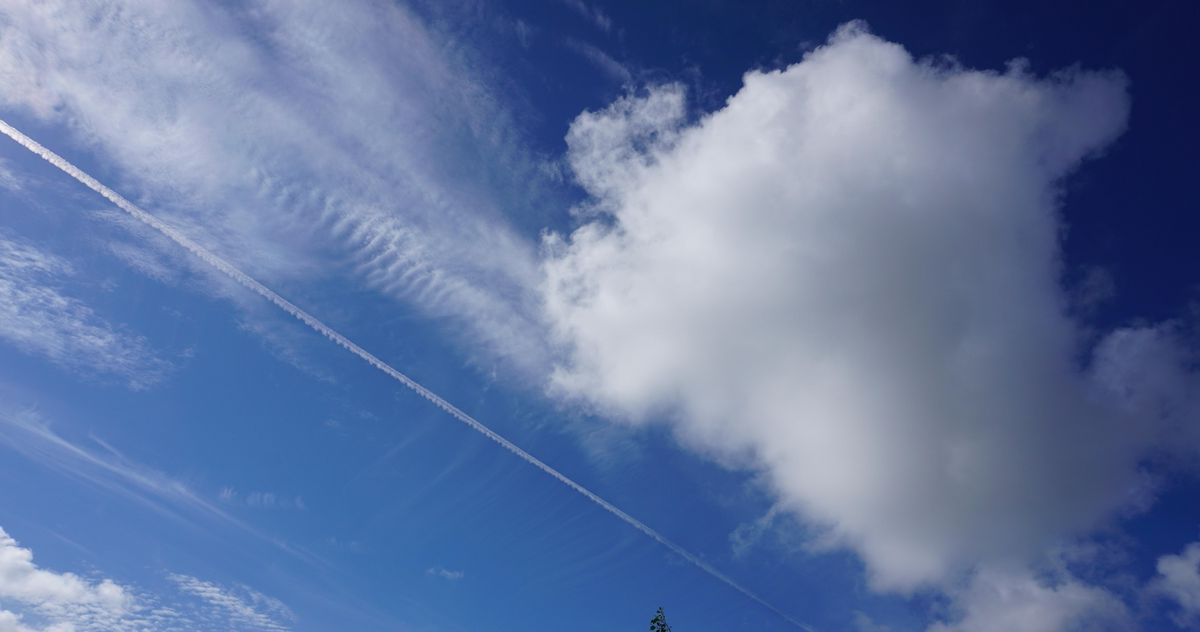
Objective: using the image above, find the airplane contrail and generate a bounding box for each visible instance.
[0,118,812,631]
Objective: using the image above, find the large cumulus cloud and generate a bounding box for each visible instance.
[543,22,1197,601]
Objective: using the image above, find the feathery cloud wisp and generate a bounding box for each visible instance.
[0,0,555,378]
[0,404,294,559]
[0,232,168,388]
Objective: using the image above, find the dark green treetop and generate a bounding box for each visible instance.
[649,607,671,632]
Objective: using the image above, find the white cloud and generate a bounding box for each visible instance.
[0,406,267,547]
[235,313,337,385]
[565,39,632,84]
[425,567,465,581]
[929,568,1132,632]
[1152,542,1200,627]
[1090,322,1200,457]
[101,240,177,285]
[217,488,306,511]
[0,401,329,579]
[0,0,556,378]
[168,574,293,632]
[852,611,892,632]
[0,232,168,388]
[561,0,613,32]
[0,524,294,631]
[0,610,39,632]
[0,526,132,631]
[0,158,21,191]
[542,20,1195,605]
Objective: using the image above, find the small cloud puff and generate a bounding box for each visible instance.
[426,567,465,581]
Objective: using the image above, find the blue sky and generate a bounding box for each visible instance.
[0,1,1198,631]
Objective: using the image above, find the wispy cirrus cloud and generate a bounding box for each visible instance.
[0,157,21,191]
[561,0,613,33]
[0,404,321,570]
[0,232,168,388]
[0,0,559,378]
[0,406,238,530]
[564,38,632,84]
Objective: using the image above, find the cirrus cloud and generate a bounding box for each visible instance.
[0,232,168,388]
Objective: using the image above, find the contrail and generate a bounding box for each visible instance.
[0,119,812,631]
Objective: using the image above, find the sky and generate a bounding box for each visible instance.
[0,1,1197,631]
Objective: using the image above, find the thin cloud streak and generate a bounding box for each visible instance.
[0,406,321,569]
[0,119,813,632]
[0,232,168,388]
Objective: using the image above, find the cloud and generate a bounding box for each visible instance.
[728,504,805,559]
[561,0,613,33]
[1151,542,1200,627]
[0,232,168,388]
[929,568,1133,632]
[1090,322,1200,457]
[235,313,338,384]
[0,610,42,632]
[542,20,1199,607]
[0,405,291,556]
[0,524,294,631]
[1,120,803,627]
[218,488,307,511]
[168,574,293,632]
[101,239,178,285]
[565,39,632,84]
[0,0,557,378]
[0,526,132,631]
[852,611,892,632]
[0,158,21,191]
[425,567,465,581]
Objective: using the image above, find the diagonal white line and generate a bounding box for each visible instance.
[0,118,813,631]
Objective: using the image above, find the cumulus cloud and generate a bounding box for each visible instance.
[1152,542,1200,627]
[930,568,1132,632]
[0,526,132,631]
[0,610,42,632]
[543,20,1199,604]
[0,525,294,632]
[0,232,168,388]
